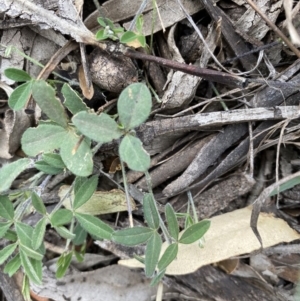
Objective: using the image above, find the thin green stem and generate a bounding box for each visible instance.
[120,158,134,227]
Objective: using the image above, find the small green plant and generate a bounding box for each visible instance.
[96,16,146,48]
[0,68,210,299]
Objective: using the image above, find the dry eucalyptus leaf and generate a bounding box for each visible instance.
[59,185,136,215]
[119,206,300,275]
[0,109,31,159]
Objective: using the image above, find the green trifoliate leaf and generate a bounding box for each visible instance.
[0,222,12,238]
[54,226,75,240]
[56,251,73,278]
[50,209,73,226]
[143,194,159,229]
[31,192,46,215]
[8,81,33,110]
[0,243,17,265]
[179,220,211,244]
[145,232,162,277]
[21,123,68,156]
[15,222,33,248]
[117,83,151,130]
[73,175,98,210]
[112,227,153,246]
[75,212,113,240]
[32,217,47,250]
[0,158,31,193]
[4,68,32,82]
[0,195,14,220]
[60,131,93,177]
[19,244,43,261]
[62,83,88,114]
[157,243,178,271]
[4,254,21,277]
[72,111,123,143]
[165,204,179,241]
[119,135,150,172]
[32,80,69,128]
[20,251,42,285]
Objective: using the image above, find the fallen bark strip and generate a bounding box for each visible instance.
[139,106,300,145]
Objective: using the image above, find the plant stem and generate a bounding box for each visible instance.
[120,158,134,227]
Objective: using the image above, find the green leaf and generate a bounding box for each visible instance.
[136,15,144,34]
[117,83,151,130]
[35,161,64,175]
[56,251,73,278]
[21,123,68,156]
[19,244,43,260]
[75,212,113,240]
[0,158,31,193]
[4,68,32,82]
[22,275,31,301]
[20,251,42,285]
[165,204,179,241]
[3,229,17,241]
[119,135,150,172]
[179,220,211,244]
[0,243,17,265]
[62,83,88,114]
[97,17,108,27]
[72,223,87,245]
[112,227,153,246]
[72,111,123,143]
[0,195,14,220]
[31,192,46,215]
[8,81,33,110]
[32,80,69,128]
[15,222,33,248]
[54,226,75,240]
[157,243,178,271]
[270,176,300,196]
[42,153,65,169]
[4,254,21,277]
[145,232,162,277]
[0,221,12,238]
[137,35,146,48]
[60,132,93,177]
[73,175,98,210]
[120,31,139,44]
[32,217,47,250]
[143,193,159,229]
[95,29,109,40]
[50,209,73,226]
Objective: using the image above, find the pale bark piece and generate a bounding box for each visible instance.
[162,24,218,109]
[31,265,156,301]
[0,0,96,44]
[0,109,31,159]
[235,0,283,41]
[119,206,300,275]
